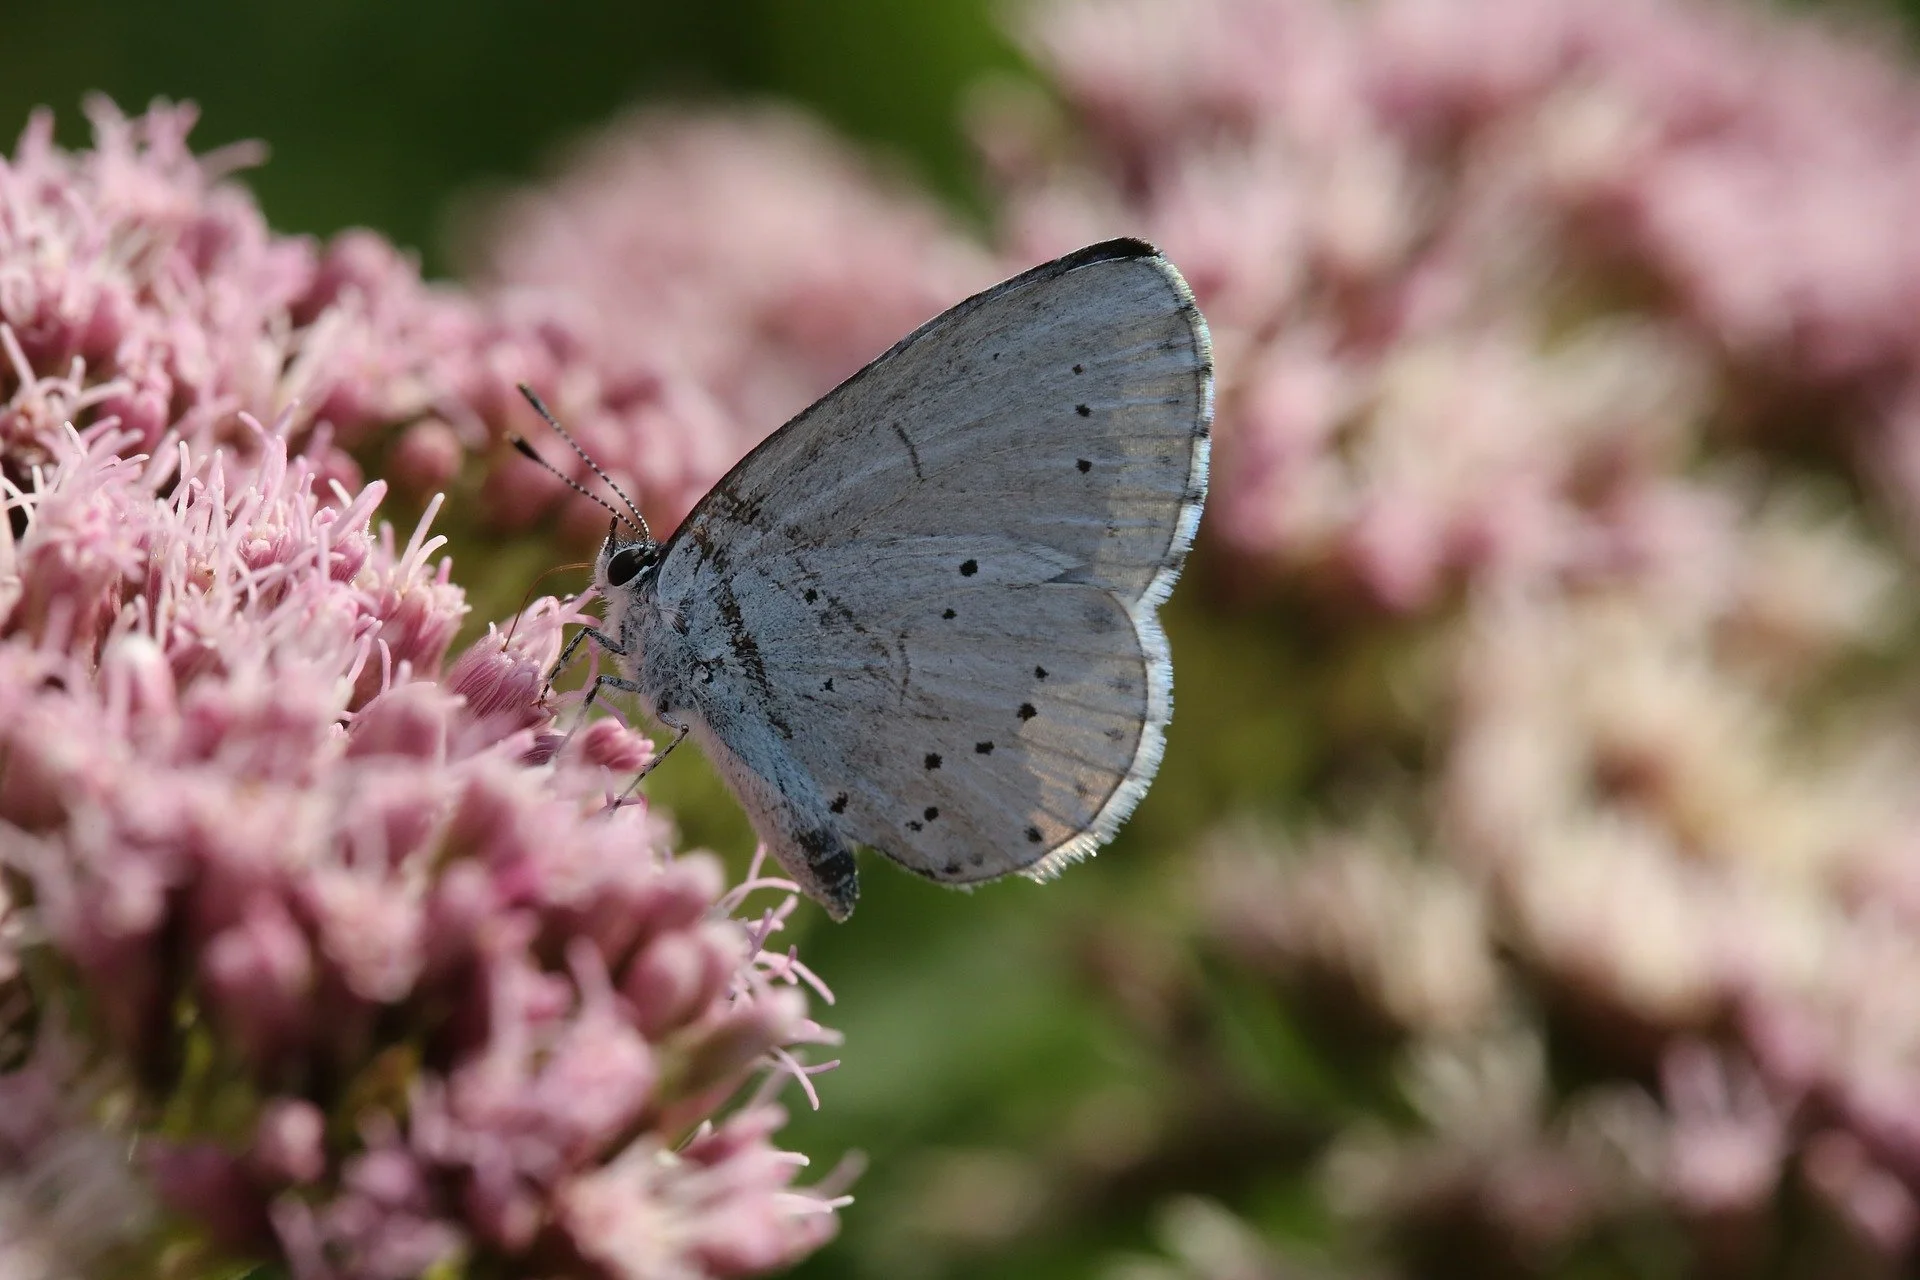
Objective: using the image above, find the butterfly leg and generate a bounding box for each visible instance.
[632,713,690,782]
[570,675,689,781]
[547,624,629,692]
[557,668,645,761]
[610,712,689,806]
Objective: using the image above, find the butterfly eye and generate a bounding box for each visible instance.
[606,545,652,587]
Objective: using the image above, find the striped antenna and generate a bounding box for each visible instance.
[514,384,652,542]
[508,436,644,539]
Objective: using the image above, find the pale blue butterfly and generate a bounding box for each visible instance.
[516,239,1212,919]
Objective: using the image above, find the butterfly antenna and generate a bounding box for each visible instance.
[500,559,593,650]
[515,384,652,543]
[508,433,638,534]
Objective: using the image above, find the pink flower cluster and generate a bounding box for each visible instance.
[0,104,844,1280]
[0,97,742,544]
[1,417,843,1278]
[463,105,995,535]
[989,0,1920,610]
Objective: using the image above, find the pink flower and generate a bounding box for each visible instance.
[464,105,996,534]
[0,98,732,542]
[996,2,1920,1273]
[1657,1041,1789,1223]
[990,0,1920,604]
[0,1034,155,1277]
[0,104,843,1280]
[557,1103,844,1279]
[0,422,839,1276]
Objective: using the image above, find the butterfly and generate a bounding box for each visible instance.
[517,238,1212,920]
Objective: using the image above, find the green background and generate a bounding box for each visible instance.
[2,2,1905,1277]
[2,0,1023,271]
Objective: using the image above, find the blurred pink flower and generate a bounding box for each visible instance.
[463,105,997,535]
[1320,1031,1645,1267]
[0,1032,155,1279]
[1198,824,1502,1046]
[993,1,1920,1271]
[991,0,1920,603]
[1657,1041,1789,1226]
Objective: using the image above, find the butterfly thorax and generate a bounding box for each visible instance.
[591,523,864,915]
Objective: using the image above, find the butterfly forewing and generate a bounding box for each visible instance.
[655,239,1212,883]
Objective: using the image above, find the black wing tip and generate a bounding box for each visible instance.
[1058,237,1163,270]
[1053,238,1206,335]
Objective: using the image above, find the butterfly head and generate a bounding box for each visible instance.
[597,517,662,593]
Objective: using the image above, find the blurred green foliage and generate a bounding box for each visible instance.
[0,0,1021,273]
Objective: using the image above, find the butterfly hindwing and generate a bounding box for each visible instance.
[653,239,1212,884]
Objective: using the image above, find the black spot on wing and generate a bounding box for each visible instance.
[804,588,818,603]
[923,806,939,821]
[907,820,923,832]
[924,752,942,770]
[1018,703,1037,721]
[1076,458,1091,473]
[1072,363,1085,375]
[942,608,956,620]
[829,792,848,814]
[1076,404,1092,418]
[959,559,978,577]
[975,741,994,754]
[1035,666,1048,680]
[1026,826,1043,843]
[822,678,834,692]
